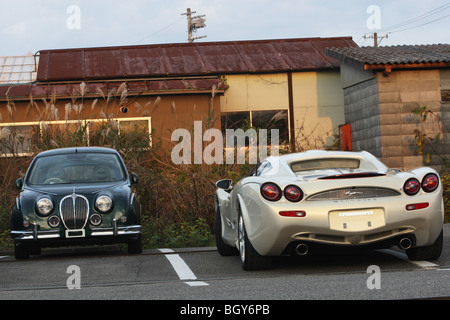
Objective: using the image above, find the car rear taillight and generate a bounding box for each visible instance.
[403,178,420,196]
[421,173,439,193]
[406,202,429,211]
[284,185,303,202]
[261,183,282,201]
[279,211,306,217]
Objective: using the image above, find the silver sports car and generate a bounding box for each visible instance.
[214,150,444,270]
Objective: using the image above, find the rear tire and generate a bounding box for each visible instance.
[406,229,443,261]
[238,214,272,270]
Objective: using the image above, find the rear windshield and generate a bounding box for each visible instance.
[290,158,360,172]
[27,152,126,185]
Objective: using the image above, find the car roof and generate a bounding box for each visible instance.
[36,147,120,157]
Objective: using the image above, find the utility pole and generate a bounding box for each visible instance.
[182,8,206,43]
[364,32,388,47]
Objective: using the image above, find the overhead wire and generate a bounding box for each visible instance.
[388,12,450,34]
[132,16,186,44]
[359,2,450,46]
[377,2,450,34]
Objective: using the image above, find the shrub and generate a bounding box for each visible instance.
[411,106,449,222]
[412,106,449,168]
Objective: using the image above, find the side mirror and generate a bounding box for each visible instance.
[16,178,23,190]
[216,179,232,190]
[131,173,139,185]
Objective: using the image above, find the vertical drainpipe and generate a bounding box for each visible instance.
[287,72,295,152]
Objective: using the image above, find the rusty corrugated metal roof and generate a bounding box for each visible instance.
[0,78,228,101]
[37,37,357,82]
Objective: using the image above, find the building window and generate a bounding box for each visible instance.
[0,124,36,156]
[221,111,250,132]
[221,110,289,145]
[0,117,152,156]
[251,110,288,144]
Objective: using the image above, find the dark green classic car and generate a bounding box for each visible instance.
[11,147,142,259]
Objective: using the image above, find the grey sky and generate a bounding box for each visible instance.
[0,0,449,56]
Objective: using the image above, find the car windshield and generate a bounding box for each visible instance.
[27,152,126,185]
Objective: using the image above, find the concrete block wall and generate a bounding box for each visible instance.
[343,68,449,171]
[343,77,382,157]
[439,69,450,169]
[377,69,445,170]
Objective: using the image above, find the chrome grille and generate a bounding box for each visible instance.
[306,187,400,201]
[60,194,89,230]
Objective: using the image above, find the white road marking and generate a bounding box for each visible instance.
[411,260,440,269]
[159,248,209,286]
[381,249,439,269]
[184,281,210,286]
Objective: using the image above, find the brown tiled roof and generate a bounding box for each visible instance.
[36,37,357,82]
[325,44,450,69]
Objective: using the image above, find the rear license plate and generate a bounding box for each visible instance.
[329,208,385,232]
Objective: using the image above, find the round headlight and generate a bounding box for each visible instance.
[36,197,53,216]
[95,195,113,213]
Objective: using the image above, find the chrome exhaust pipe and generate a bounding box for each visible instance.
[398,237,412,250]
[295,243,309,256]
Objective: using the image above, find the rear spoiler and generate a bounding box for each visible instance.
[318,172,386,180]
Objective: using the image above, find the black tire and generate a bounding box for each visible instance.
[128,234,143,254]
[30,244,41,256]
[406,229,443,261]
[238,214,272,270]
[214,206,238,256]
[14,242,30,260]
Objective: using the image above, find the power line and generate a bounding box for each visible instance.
[363,2,450,46]
[388,12,450,34]
[133,16,185,44]
[378,2,450,33]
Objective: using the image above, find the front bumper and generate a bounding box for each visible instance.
[11,222,141,242]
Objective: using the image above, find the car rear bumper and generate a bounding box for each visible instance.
[246,195,444,256]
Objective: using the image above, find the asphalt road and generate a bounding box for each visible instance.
[0,224,449,305]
